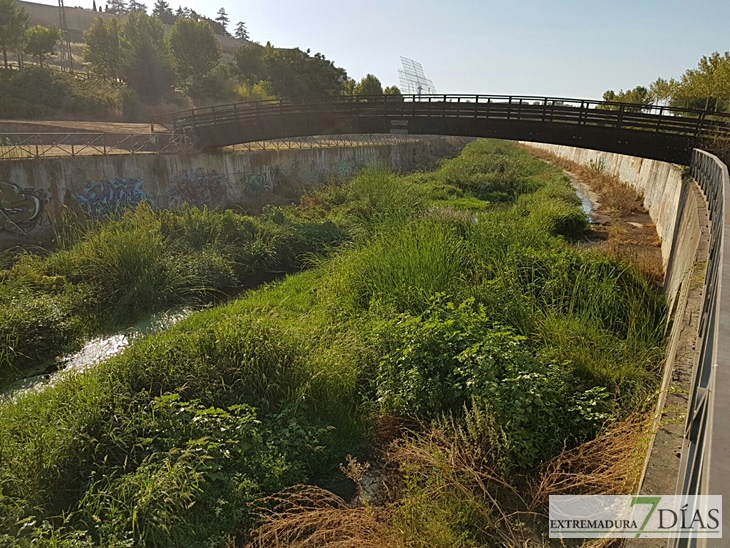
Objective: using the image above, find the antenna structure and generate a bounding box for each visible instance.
[398,57,436,96]
[57,0,74,73]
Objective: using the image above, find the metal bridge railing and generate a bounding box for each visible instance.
[676,149,730,547]
[150,94,730,142]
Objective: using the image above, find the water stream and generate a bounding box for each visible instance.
[1,307,191,401]
[571,181,595,221]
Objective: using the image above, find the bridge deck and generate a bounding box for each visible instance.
[152,94,730,165]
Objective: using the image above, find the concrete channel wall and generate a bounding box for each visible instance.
[525,143,710,534]
[0,137,466,246]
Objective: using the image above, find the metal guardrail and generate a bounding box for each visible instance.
[150,94,730,141]
[676,149,730,547]
[0,132,428,160]
[228,133,433,151]
[0,132,189,159]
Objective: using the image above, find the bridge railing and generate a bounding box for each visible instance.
[150,94,730,142]
[676,148,730,547]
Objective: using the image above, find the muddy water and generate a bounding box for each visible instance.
[1,308,191,401]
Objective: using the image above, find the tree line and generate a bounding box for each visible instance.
[602,51,730,112]
[0,0,400,118]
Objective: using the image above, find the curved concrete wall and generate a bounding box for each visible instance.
[523,143,710,525]
[522,143,696,306]
[0,137,467,247]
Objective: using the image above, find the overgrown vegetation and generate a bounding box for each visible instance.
[0,141,666,545]
[0,202,348,383]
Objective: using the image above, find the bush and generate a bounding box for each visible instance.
[375,297,610,469]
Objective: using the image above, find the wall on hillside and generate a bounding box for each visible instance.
[0,138,466,245]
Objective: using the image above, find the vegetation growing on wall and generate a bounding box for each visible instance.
[0,141,665,545]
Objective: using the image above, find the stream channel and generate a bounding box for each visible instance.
[1,308,192,401]
[1,179,596,403]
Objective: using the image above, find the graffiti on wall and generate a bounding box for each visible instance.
[76,177,147,215]
[240,173,273,196]
[0,181,49,234]
[333,158,356,177]
[169,168,228,208]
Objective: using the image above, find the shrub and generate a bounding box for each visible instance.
[375,298,610,469]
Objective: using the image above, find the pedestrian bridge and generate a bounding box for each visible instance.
[151,94,730,165]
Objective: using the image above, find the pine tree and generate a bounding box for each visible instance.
[92,0,97,10]
[215,7,229,33]
[152,0,175,24]
[106,0,127,14]
[127,0,147,12]
[234,21,248,41]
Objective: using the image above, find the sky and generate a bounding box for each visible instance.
[36,0,730,99]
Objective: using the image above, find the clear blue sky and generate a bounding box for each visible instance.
[50,0,730,98]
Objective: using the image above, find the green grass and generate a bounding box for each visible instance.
[0,140,667,546]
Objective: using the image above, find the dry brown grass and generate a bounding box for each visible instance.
[529,413,652,510]
[248,412,651,548]
[518,145,644,216]
[248,485,400,548]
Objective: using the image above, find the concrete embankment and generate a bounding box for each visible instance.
[0,137,467,246]
[523,142,708,510]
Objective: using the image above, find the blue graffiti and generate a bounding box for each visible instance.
[77,177,147,215]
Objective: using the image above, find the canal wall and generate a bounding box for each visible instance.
[0,137,467,246]
[523,142,709,515]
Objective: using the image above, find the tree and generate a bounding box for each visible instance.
[93,0,97,10]
[167,17,221,88]
[233,44,264,85]
[106,0,127,14]
[0,0,29,68]
[384,85,401,96]
[24,25,60,67]
[600,86,650,111]
[83,17,121,79]
[263,46,347,101]
[127,0,147,12]
[215,7,229,34]
[648,77,673,106]
[152,0,175,24]
[120,11,173,102]
[234,21,249,41]
[354,73,383,96]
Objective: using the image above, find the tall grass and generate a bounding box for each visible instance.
[0,140,667,545]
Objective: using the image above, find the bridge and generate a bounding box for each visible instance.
[151,94,730,165]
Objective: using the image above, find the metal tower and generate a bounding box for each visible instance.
[57,0,74,73]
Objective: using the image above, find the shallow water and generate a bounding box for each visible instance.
[571,182,595,221]
[1,308,191,401]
